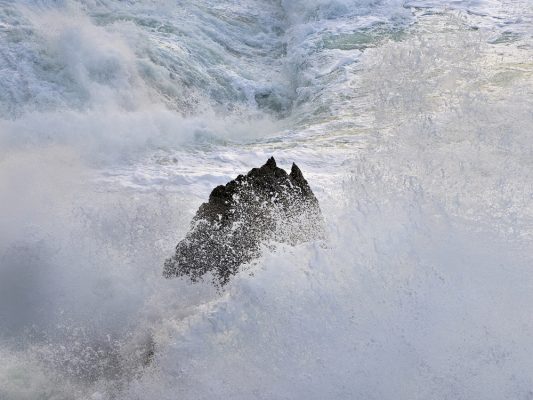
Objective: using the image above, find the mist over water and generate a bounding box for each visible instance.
[1,0,532,399]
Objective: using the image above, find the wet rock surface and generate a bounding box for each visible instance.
[163,157,324,286]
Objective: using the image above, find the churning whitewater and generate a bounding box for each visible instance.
[0,0,532,399]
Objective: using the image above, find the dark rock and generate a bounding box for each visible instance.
[163,157,324,286]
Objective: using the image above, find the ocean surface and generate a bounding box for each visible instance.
[0,0,532,398]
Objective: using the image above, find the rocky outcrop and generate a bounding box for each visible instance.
[163,157,324,286]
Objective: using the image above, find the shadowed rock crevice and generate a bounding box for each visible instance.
[163,157,324,286]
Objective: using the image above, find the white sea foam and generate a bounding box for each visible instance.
[0,0,532,399]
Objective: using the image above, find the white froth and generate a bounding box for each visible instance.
[0,0,532,399]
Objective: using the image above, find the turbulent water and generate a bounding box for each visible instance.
[1,0,532,398]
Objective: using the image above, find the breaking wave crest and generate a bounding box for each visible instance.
[0,0,532,399]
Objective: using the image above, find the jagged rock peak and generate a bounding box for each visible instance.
[163,157,324,286]
[265,156,276,168]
